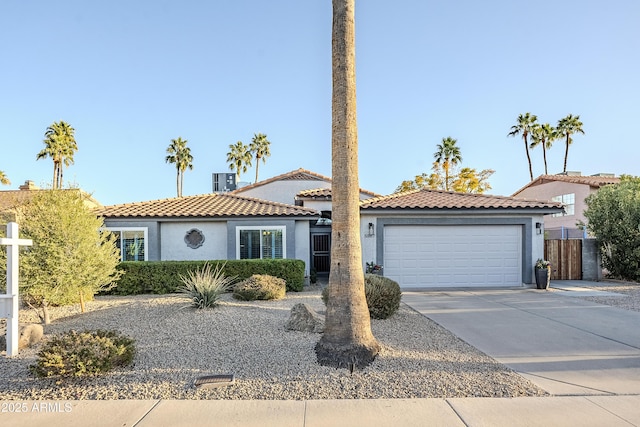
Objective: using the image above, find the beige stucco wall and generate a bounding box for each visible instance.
[515,182,594,231]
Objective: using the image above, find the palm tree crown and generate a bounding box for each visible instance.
[37,121,78,189]
[508,113,538,181]
[249,133,271,183]
[165,137,193,198]
[530,123,557,175]
[227,141,252,183]
[556,114,585,173]
[433,137,462,191]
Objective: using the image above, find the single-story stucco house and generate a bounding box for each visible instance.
[97,168,562,289]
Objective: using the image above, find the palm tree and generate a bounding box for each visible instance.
[315,0,380,371]
[556,114,585,173]
[165,137,193,197]
[36,121,78,189]
[0,171,10,186]
[530,123,557,175]
[508,113,538,181]
[433,137,462,191]
[226,141,252,183]
[249,133,271,183]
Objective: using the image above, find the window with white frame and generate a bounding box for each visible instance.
[236,226,285,259]
[551,193,575,217]
[109,228,148,261]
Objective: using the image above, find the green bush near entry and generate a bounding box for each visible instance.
[321,273,402,319]
[233,274,286,301]
[105,259,305,295]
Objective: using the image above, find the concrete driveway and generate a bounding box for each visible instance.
[402,284,640,396]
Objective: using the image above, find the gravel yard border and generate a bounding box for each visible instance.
[1,280,637,400]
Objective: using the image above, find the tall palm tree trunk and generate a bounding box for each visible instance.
[524,138,533,180]
[563,135,570,173]
[255,157,260,183]
[58,163,64,189]
[444,162,450,191]
[179,170,184,197]
[52,163,58,190]
[316,0,380,370]
[542,142,548,175]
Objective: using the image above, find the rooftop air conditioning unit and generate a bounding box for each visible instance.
[212,173,236,193]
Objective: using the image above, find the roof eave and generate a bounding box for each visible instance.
[360,207,564,215]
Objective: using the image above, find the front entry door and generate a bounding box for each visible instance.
[311,232,331,274]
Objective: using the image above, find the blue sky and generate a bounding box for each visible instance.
[2,1,639,206]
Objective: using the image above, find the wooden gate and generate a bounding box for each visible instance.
[544,239,582,280]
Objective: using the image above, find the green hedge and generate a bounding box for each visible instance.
[103,259,306,295]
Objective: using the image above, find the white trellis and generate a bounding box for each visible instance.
[0,222,33,357]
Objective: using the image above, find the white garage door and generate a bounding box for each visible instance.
[384,225,522,288]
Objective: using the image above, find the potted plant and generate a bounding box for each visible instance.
[534,258,551,289]
[365,262,383,275]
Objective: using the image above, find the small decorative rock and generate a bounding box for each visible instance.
[285,303,324,333]
[1,323,44,352]
[19,324,44,349]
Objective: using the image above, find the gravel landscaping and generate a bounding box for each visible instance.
[0,285,548,400]
[1,280,637,400]
[570,281,640,312]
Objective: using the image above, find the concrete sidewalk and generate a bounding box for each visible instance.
[2,396,640,427]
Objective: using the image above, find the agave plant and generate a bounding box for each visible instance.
[179,263,235,309]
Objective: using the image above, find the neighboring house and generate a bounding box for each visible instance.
[0,180,101,222]
[512,172,620,239]
[98,168,562,289]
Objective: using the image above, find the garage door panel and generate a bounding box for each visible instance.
[384,225,522,288]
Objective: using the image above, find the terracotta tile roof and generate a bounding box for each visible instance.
[95,193,319,218]
[360,188,563,211]
[231,168,379,197]
[0,188,101,213]
[0,191,32,212]
[512,174,620,196]
[297,188,332,199]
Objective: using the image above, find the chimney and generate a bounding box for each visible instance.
[19,180,39,191]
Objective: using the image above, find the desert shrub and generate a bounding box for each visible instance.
[179,262,235,309]
[107,259,305,295]
[584,175,640,281]
[3,189,122,324]
[233,274,286,301]
[321,274,402,319]
[364,274,402,319]
[30,329,135,379]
